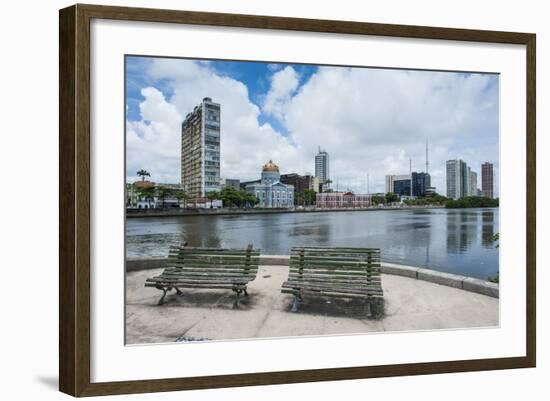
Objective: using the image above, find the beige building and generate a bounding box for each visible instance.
[316,191,372,209]
[181,97,221,200]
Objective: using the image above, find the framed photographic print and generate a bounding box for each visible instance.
[59,4,536,397]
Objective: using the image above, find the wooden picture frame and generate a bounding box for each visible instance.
[59,3,536,397]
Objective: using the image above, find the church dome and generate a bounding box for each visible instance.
[262,160,279,172]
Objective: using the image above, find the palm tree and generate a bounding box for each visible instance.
[323,179,333,193]
[136,169,150,181]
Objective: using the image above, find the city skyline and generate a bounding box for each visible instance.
[126,56,500,196]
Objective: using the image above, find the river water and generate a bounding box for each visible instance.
[126,208,499,280]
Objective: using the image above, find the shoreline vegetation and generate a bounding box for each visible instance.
[128,181,498,217]
[126,203,498,218]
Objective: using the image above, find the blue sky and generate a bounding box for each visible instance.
[125,56,499,195]
[126,57,317,136]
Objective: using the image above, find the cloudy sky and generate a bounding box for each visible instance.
[126,56,499,195]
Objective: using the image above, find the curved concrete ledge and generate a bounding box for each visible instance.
[382,262,499,298]
[126,255,499,298]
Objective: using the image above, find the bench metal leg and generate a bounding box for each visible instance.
[158,287,170,306]
[232,289,242,309]
[366,299,373,318]
[291,294,302,312]
[243,288,249,297]
[175,287,183,296]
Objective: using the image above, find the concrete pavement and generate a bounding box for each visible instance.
[126,265,499,344]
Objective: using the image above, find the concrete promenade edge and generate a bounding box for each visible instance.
[126,255,499,298]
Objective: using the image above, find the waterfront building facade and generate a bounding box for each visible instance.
[481,162,494,198]
[315,147,330,188]
[221,178,240,191]
[411,172,431,197]
[280,173,320,194]
[245,160,294,208]
[386,174,411,196]
[181,97,221,199]
[316,191,372,209]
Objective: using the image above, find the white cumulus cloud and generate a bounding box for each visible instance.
[126,59,499,196]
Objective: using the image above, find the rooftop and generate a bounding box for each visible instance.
[126,265,498,344]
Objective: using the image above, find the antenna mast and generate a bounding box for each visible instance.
[409,158,413,197]
[426,138,429,174]
[367,173,370,194]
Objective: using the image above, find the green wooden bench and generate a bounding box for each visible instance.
[281,246,383,318]
[145,244,260,307]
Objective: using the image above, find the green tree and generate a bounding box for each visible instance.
[219,187,242,208]
[155,186,174,209]
[172,189,189,208]
[138,185,156,208]
[445,196,499,209]
[294,191,303,206]
[206,191,220,208]
[385,192,399,203]
[240,191,258,208]
[371,194,386,205]
[322,179,333,193]
[136,169,150,181]
[303,189,317,206]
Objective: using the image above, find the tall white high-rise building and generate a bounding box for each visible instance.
[315,147,330,187]
[446,159,469,199]
[469,170,478,197]
[181,97,221,199]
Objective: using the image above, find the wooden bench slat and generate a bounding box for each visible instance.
[292,246,380,251]
[282,288,383,299]
[146,277,249,287]
[169,245,257,252]
[283,246,384,315]
[168,262,260,269]
[168,255,261,261]
[157,272,257,279]
[146,283,246,290]
[165,266,258,273]
[289,273,381,281]
[290,259,380,266]
[289,263,381,271]
[288,274,381,283]
[147,244,259,305]
[282,286,383,297]
[282,284,383,293]
[169,250,260,258]
[283,279,382,290]
[168,259,260,264]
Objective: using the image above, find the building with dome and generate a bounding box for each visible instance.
[245,160,294,208]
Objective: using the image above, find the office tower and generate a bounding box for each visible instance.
[412,172,431,197]
[181,97,221,199]
[446,159,468,199]
[315,147,330,187]
[385,174,411,196]
[481,162,494,198]
[469,170,478,197]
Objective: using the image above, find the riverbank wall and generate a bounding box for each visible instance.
[126,205,445,218]
[126,255,499,298]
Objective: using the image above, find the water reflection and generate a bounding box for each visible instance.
[126,208,499,279]
[482,210,495,248]
[446,210,478,254]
